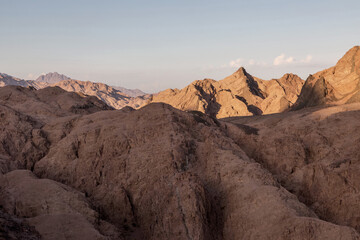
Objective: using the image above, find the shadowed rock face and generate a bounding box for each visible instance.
[151,67,304,118]
[0,85,359,239]
[0,209,41,240]
[0,170,121,240]
[293,46,360,110]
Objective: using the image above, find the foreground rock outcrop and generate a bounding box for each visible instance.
[151,68,304,118]
[0,85,359,239]
[224,102,360,234]
[0,170,121,240]
[0,208,40,240]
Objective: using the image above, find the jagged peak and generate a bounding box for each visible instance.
[221,67,252,84]
[36,72,71,84]
[234,67,248,76]
[280,73,303,82]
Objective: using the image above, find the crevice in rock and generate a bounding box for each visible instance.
[175,187,192,240]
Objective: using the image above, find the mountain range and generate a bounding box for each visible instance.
[150,69,304,118]
[4,47,358,118]
[0,72,150,109]
[1,46,360,239]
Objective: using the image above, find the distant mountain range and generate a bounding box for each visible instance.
[0,73,30,87]
[111,86,147,98]
[1,46,359,117]
[0,72,150,109]
[35,72,70,84]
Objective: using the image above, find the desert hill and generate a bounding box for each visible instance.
[150,67,304,118]
[293,46,360,109]
[1,85,360,239]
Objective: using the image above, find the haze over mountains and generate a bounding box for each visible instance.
[0,68,306,118]
[35,72,71,84]
[0,72,150,109]
[1,46,360,239]
[2,47,360,118]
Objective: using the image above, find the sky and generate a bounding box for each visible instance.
[1,0,359,93]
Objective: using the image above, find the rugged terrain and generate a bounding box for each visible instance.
[151,68,304,118]
[223,102,360,235]
[1,84,360,239]
[1,46,360,239]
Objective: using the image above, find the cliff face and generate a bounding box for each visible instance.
[151,67,304,118]
[1,85,359,239]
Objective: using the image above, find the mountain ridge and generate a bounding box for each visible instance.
[293,46,360,110]
[0,72,150,109]
[151,68,304,118]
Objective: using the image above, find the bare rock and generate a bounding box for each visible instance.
[293,46,360,109]
[151,68,304,118]
[224,102,360,233]
[0,170,121,240]
[31,103,359,239]
[0,209,40,240]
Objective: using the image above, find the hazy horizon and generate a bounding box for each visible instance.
[1,0,359,93]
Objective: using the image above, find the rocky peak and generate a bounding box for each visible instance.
[278,73,304,85]
[292,46,360,110]
[233,67,249,79]
[334,46,360,75]
[281,73,297,80]
[36,72,71,84]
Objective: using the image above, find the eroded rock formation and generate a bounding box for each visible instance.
[151,68,304,118]
[0,85,359,239]
[293,46,360,109]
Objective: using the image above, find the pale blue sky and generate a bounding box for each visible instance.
[1,0,359,92]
